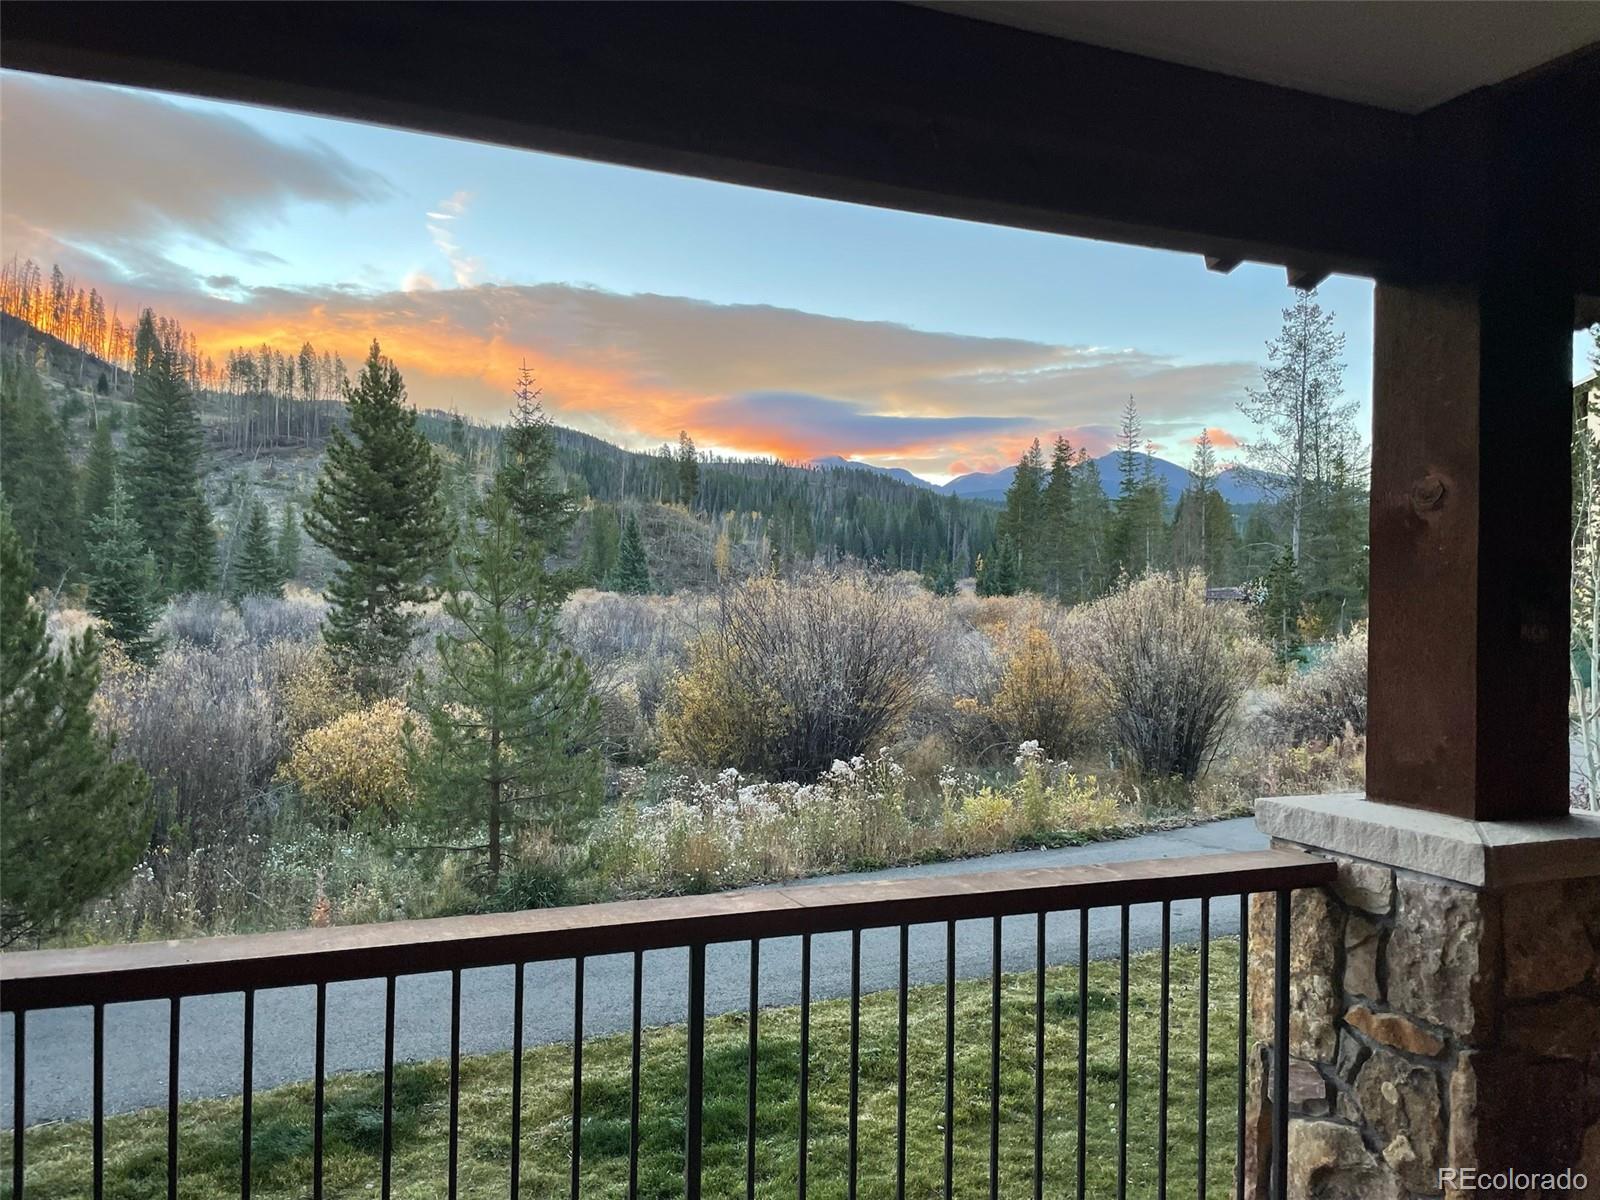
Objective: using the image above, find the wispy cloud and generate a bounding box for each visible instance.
[425,191,478,287]
[0,72,389,288]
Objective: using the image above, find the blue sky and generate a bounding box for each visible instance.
[3,71,1590,482]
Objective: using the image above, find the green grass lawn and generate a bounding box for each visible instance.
[4,939,1243,1199]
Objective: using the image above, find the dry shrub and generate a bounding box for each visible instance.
[987,626,1100,758]
[99,641,290,845]
[1258,623,1368,746]
[659,568,939,780]
[279,698,422,819]
[275,641,362,738]
[1076,572,1269,782]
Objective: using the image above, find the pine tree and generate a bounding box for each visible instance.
[411,479,603,887]
[170,495,217,595]
[85,481,162,663]
[1,507,149,945]
[277,501,301,584]
[615,512,651,594]
[1261,547,1306,664]
[305,341,449,693]
[584,503,621,586]
[676,431,700,508]
[81,416,118,530]
[1068,452,1113,601]
[998,440,1046,591]
[500,362,578,563]
[231,500,283,600]
[1040,435,1076,598]
[976,535,1020,596]
[132,309,160,379]
[0,354,80,589]
[126,346,205,589]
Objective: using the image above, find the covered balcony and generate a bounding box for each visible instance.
[4,3,1600,1197]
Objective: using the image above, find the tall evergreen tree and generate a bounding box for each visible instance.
[132,309,160,379]
[171,495,217,595]
[1040,435,1076,598]
[1068,451,1113,601]
[277,501,302,584]
[0,354,79,589]
[85,481,162,663]
[305,341,449,693]
[81,416,118,531]
[998,439,1046,590]
[676,431,701,508]
[500,362,578,564]
[584,503,621,586]
[1,507,149,945]
[615,512,651,594]
[411,478,603,886]
[230,500,283,600]
[126,346,205,589]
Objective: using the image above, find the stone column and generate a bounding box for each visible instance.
[1244,795,1600,1200]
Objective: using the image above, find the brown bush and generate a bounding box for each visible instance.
[1257,624,1367,746]
[1075,572,1268,782]
[659,568,939,780]
[987,626,1100,758]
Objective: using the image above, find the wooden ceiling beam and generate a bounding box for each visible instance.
[2,0,1449,284]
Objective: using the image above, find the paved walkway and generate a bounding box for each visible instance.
[2,817,1266,1124]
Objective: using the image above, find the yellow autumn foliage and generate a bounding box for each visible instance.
[280,698,423,818]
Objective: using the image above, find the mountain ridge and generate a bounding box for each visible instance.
[815,450,1271,506]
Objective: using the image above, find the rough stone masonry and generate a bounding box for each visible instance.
[1246,796,1600,1200]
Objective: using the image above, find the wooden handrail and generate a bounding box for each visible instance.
[0,849,1333,1011]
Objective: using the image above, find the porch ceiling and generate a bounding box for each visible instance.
[924,1,1600,114]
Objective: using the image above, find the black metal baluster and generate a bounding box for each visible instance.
[93,1002,103,1200]
[449,968,462,1200]
[1035,910,1046,1200]
[242,989,254,1200]
[799,933,811,1200]
[1076,908,1088,1200]
[1272,891,1290,1200]
[629,951,642,1200]
[686,944,705,1200]
[848,928,861,1200]
[896,923,909,1200]
[748,939,760,1200]
[382,975,395,1200]
[572,957,585,1200]
[989,915,1001,1200]
[313,982,326,1200]
[1158,900,1171,1200]
[1198,897,1210,1200]
[1235,894,1248,1200]
[12,1010,22,1200]
[168,997,180,1200]
[944,919,955,1200]
[511,963,525,1200]
[1117,905,1129,1200]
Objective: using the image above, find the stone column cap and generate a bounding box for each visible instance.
[1256,793,1600,888]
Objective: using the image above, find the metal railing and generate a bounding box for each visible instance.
[1,847,1333,1200]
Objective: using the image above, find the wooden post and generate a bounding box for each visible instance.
[1367,274,1575,820]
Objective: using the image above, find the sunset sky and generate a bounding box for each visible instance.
[4,71,1587,483]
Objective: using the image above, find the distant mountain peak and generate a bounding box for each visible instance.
[810,455,938,491]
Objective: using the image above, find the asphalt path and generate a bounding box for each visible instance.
[2,817,1265,1125]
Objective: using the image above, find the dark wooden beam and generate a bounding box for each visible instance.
[1205,256,1243,275]
[1367,275,1574,820]
[1286,266,1332,291]
[2,1,1441,282]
